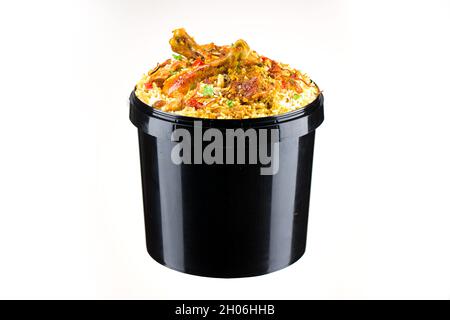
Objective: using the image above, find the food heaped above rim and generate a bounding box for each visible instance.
[136,28,320,119]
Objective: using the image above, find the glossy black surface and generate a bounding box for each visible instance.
[130,91,324,277]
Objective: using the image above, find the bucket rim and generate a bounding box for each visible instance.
[130,89,323,127]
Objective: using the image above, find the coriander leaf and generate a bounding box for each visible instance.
[172,54,183,61]
[202,85,214,97]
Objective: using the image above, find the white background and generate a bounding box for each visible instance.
[0,0,449,299]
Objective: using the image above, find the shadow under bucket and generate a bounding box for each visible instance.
[130,90,324,277]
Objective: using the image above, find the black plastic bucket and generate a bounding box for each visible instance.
[129,90,324,278]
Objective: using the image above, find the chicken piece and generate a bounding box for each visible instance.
[162,65,217,97]
[230,76,274,102]
[147,59,187,88]
[231,77,259,99]
[170,29,259,66]
[164,29,262,97]
[205,39,258,68]
[169,28,205,59]
[228,39,260,66]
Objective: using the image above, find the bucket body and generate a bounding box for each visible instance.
[130,91,324,278]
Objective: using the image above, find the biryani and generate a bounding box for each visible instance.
[136,28,320,119]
